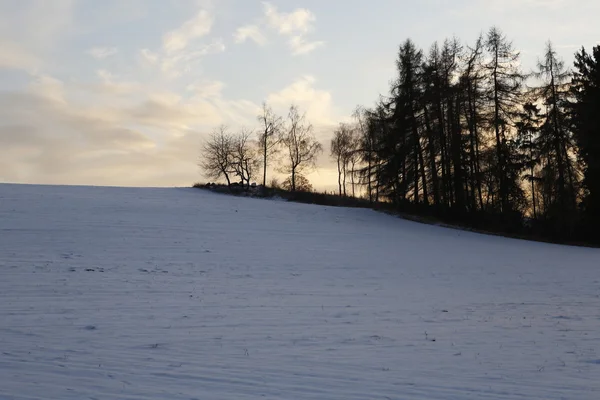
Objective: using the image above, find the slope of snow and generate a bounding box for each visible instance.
[1,183,599,400]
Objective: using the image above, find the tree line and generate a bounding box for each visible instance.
[345,27,599,242]
[201,104,322,192]
[200,27,600,243]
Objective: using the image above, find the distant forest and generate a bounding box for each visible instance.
[200,27,600,245]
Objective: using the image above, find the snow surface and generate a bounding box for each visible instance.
[1,183,599,400]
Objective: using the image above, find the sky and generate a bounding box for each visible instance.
[1,0,599,191]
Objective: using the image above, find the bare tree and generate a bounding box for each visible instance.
[354,105,377,203]
[347,130,361,197]
[232,128,259,189]
[200,125,235,187]
[280,105,323,192]
[331,122,362,197]
[331,123,353,196]
[257,102,284,187]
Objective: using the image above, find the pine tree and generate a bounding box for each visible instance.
[483,27,526,213]
[459,35,486,212]
[533,42,579,233]
[570,45,600,235]
[393,39,427,204]
[515,102,542,218]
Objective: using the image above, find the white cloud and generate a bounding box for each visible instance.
[93,70,141,95]
[186,80,261,128]
[187,80,225,97]
[263,2,315,35]
[160,39,225,78]
[0,74,239,187]
[140,48,159,65]
[87,47,118,59]
[289,35,324,56]
[234,25,267,46]
[138,7,224,80]
[262,2,323,55]
[0,68,264,183]
[0,1,334,189]
[233,2,323,55]
[267,75,336,126]
[163,10,213,53]
[27,74,67,104]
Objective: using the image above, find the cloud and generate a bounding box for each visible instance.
[0,90,156,165]
[87,47,118,59]
[263,2,314,35]
[140,49,159,65]
[92,70,141,95]
[186,80,225,97]
[27,74,67,104]
[262,2,324,55]
[163,10,213,53]
[186,80,261,128]
[289,35,324,56]
[0,65,273,187]
[233,2,324,55]
[0,78,213,186]
[138,7,224,80]
[267,75,336,126]
[0,2,335,189]
[159,39,225,78]
[234,25,267,46]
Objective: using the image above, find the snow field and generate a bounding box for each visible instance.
[1,184,599,399]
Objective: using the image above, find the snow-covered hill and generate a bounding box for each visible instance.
[1,183,599,399]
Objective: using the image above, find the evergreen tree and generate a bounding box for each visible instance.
[570,45,600,234]
[459,35,486,212]
[533,42,579,234]
[391,39,427,204]
[515,102,542,218]
[483,27,526,213]
[344,28,599,243]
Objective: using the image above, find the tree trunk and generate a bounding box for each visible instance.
[337,155,342,196]
[492,47,509,212]
[263,140,268,187]
[342,161,347,197]
[423,106,440,208]
[351,160,356,197]
[450,94,465,212]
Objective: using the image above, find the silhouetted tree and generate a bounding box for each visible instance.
[570,45,600,235]
[200,125,235,187]
[459,35,486,212]
[532,42,579,233]
[232,128,259,189]
[515,102,542,218]
[257,102,283,187]
[280,105,323,192]
[347,130,361,197]
[322,28,600,243]
[331,123,354,196]
[483,27,526,213]
[378,39,427,205]
[355,106,380,203]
